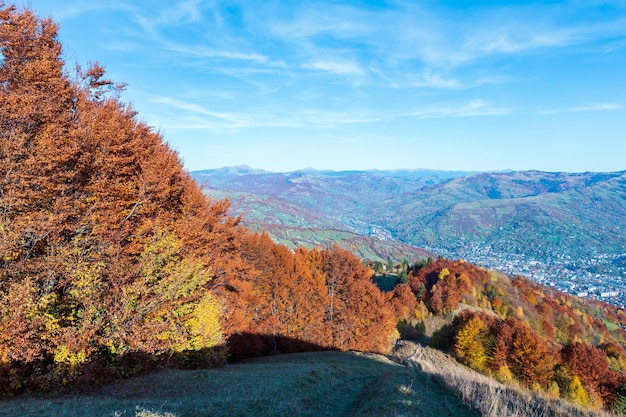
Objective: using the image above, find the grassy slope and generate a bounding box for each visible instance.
[1,351,478,417]
[259,225,432,262]
[395,341,612,417]
[4,344,610,417]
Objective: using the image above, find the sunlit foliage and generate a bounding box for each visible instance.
[0,3,398,393]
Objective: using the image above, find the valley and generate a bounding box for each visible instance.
[195,167,626,306]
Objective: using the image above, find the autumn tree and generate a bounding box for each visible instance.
[0,3,89,379]
[311,246,396,353]
[506,319,555,387]
[453,312,488,371]
[562,342,623,407]
[388,283,417,321]
[233,232,328,355]
[0,4,237,388]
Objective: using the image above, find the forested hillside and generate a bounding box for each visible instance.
[389,258,626,411]
[0,4,395,394]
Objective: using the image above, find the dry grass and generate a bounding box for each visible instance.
[3,341,611,417]
[394,340,616,417]
[0,350,478,417]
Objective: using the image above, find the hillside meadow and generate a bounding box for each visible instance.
[0,350,478,417]
[3,343,617,417]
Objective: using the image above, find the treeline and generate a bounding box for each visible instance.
[388,257,626,411]
[0,4,395,394]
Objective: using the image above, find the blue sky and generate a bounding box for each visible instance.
[16,1,626,173]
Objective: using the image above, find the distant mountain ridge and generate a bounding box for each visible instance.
[193,167,478,260]
[194,167,626,303]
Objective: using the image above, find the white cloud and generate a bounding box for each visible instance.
[151,97,242,124]
[262,3,372,41]
[302,59,365,76]
[400,100,511,119]
[164,44,269,63]
[570,102,622,111]
[27,2,133,21]
[135,0,202,30]
[541,102,623,114]
[412,68,461,89]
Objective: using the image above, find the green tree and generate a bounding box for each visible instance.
[400,258,409,272]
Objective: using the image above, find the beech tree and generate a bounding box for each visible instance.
[313,246,396,353]
[388,283,417,321]
[235,233,328,354]
[0,4,235,388]
[562,342,623,406]
[453,313,488,371]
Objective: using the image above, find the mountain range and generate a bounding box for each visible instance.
[194,166,626,303]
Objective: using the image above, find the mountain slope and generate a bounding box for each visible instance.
[195,167,626,302]
[382,170,626,257]
[196,167,461,260]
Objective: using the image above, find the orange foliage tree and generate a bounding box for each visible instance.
[313,246,396,353]
[0,3,239,389]
[388,283,418,320]
[231,233,328,356]
[562,342,624,407]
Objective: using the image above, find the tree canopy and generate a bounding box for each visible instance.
[0,3,396,393]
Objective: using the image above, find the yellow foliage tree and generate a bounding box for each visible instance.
[567,375,591,408]
[454,315,488,371]
[119,229,225,364]
[438,267,450,280]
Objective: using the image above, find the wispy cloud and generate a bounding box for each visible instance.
[151,92,511,135]
[134,0,202,31]
[399,100,511,119]
[570,102,622,111]
[302,59,365,76]
[163,44,269,63]
[150,96,378,131]
[262,2,372,41]
[241,1,626,77]
[541,102,623,114]
[410,68,462,89]
[151,97,245,125]
[27,2,133,21]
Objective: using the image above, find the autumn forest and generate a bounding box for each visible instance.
[2,3,626,414]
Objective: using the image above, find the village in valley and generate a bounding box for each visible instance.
[424,244,626,308]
